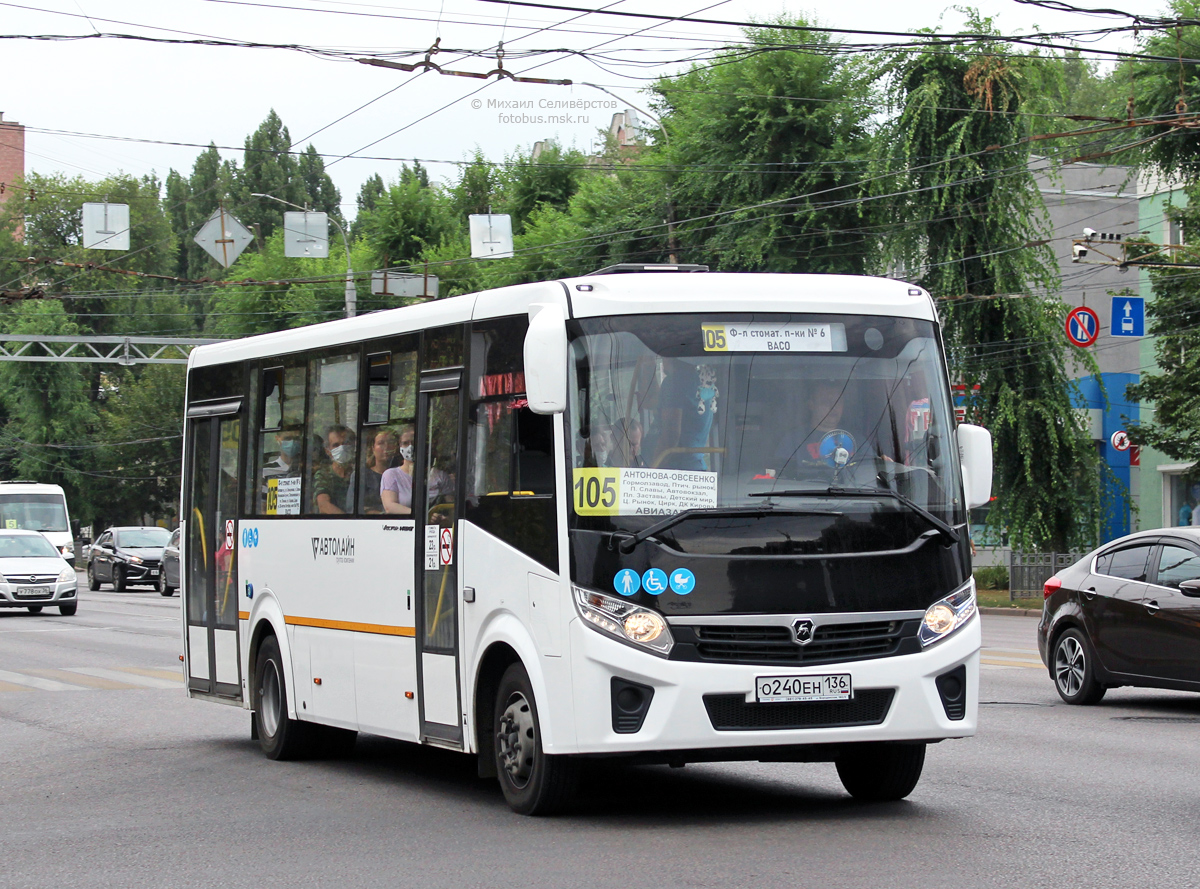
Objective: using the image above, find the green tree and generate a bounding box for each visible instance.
[296,144,342,221]
[880,31,1105,551]
[238,110,303,240]
[352,173,385,239]
[497,142,589,233]
[360,166,455,270]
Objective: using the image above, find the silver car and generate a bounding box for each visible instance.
[0,529,79,615]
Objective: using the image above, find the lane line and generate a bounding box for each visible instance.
[113,666,184,683]
[62,667,179,689]
[0,669,89,691]
[981,658,1044,669]
[27,669,136,690]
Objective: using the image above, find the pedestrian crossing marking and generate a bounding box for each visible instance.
[0,665,184,692]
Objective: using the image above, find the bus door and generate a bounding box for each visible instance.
[184,404,243,701]
[416,370,463,745]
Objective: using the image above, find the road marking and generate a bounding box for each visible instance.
[27,669,134,690]
[981,658,1043,669]
[62,667,179,689]
[117,666,184,682]
[0,669,89,691]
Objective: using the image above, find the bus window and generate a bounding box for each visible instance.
[425,324,464,370]
[255,364,306,516]
[359,340,417,515]
[305,352,360,515]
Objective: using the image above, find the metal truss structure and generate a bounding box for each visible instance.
[0,335,221,365]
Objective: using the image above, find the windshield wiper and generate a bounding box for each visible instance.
[749,486,959,544]
[610,505,834,554]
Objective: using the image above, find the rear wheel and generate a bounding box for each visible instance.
[58,602,77,616]
[1053,628,1106,705]
[87,563,100,591]
[836,742,926,801]
[112,565,126,592]
[493,662,577,815]
[27,605,43,613]
[253,635,314,760]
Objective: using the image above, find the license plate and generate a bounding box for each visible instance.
[755,673,852,703]
[149,570,159,576]
[14,586,50,598]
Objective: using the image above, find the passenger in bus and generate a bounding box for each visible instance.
[381,426,450,514]
[262,424,304,478]
[313,425,356,514]
[612,418,645,467]
[584,424,616,467]
[360,427,399,514]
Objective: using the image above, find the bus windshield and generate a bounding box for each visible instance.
[567,313,964,537]
[0,493,69,533]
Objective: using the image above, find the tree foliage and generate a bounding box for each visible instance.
[880,30,1104,551]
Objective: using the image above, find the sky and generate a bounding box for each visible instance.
[0,0,1180,214]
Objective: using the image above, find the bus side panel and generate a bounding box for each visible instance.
[460,521,577,753]
[239,518,418,737]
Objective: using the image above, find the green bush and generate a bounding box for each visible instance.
[974,566,1009,591]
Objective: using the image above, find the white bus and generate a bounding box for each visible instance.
[181,268,992,814]
[0,481,76,564]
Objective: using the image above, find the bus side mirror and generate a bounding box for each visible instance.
[957,423,993,510]
[524,303,568,414]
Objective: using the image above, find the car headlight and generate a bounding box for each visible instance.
[58,567,75,583]
[126,554,143,564]
[919,578,977,648]
[573,585,674,656]
[61,543,74,555]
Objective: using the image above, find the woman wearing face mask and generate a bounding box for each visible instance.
[380,426,448,514]
[313,424,357,514]
[360,427,399,514]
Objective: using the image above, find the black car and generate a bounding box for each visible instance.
[1039,528,1200,704]
[87,526,172,591]
[158,527,180,597]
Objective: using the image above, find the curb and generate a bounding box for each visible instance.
[980,606,1042,618]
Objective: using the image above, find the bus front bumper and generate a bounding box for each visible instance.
[561,612,980,756]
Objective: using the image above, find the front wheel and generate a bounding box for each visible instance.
[158,572,173,596]
[1053,628,1106,705]
[59,602,77,616]
[253,635,314,760]
[836,742,926,801]
[493,662,577,815]
[112,565,126,592]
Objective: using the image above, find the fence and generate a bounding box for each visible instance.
[1008,552,1086,600]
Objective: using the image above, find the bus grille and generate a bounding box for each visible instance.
[678,620,919,666]
[703,689,894,731]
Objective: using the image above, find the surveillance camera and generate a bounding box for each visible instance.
[1082,228,1097,240]
[1072,244,1088,261]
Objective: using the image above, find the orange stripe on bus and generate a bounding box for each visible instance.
[283,615,417,637]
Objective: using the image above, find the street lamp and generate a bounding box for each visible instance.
[250,193,357,318]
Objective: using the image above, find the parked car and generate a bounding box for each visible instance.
[87,526,172,592]
[0,529,78,615]
[1039,528,1200,704]
[158,527,180,597]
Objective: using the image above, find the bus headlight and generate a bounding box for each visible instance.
[919,578,977,648]
[573,586,674,656]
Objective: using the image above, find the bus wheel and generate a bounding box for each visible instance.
[253,635,312,761]
[493,662,577,815]
[836,742,926,802]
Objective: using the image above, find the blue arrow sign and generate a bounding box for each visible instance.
[1110,296,1144,337]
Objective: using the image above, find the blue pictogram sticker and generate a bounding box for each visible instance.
[244,580,254,600]
[614,568,641,596]
[641,568,668,595]
[669,568,696,595]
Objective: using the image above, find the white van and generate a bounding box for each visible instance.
[0,482,75,564]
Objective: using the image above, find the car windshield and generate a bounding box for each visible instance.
[117,528,171,548]
[0,493,68,533]
[0,534,62,559]
[566,312,963,530]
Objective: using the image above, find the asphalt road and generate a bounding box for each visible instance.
[3,583,1199,889]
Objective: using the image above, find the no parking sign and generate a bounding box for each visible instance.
[1065,306,1100,348]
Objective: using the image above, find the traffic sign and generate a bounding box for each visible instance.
[1110,297,1145,337]
[1065,306,1100,347]
[81,202,131,251]
[282,211,330,258]
[194,208,253,268]
[439,527,453,566]
[225,519,235,551]
[1111,430,1131,452]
